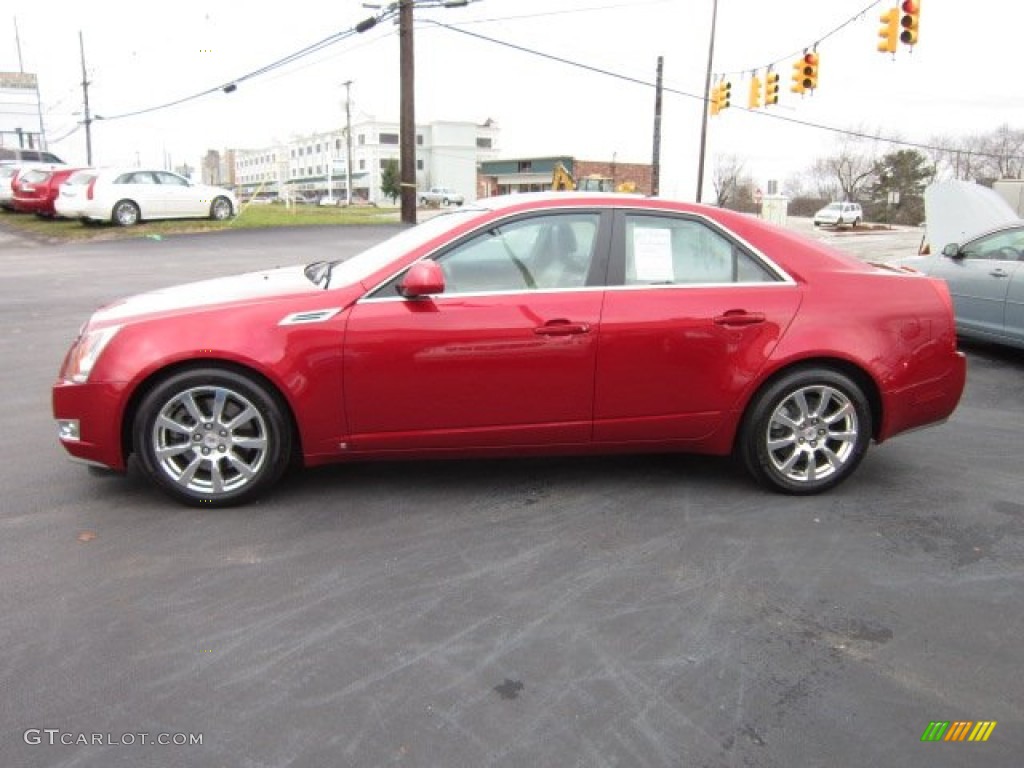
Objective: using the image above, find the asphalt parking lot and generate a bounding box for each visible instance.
[1,221,1021,767]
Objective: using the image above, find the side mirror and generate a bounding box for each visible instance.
[398,260,445,298]
[941,243,962,259]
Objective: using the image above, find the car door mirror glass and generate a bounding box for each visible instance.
[942,243,962,259]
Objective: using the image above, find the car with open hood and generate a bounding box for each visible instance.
[903,180,1024,350]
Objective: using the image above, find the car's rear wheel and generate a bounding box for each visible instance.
[133,368,292,506]
[852,218,861,228]
[210,196,233,221]
[739,367,871,494]
[113,200,140,227]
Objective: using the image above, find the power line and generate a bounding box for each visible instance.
[715,0,885,78]
[422,19,1024,163]
[98,21,381,121]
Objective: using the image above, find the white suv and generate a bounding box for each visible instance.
[419,187,464,206]
[813,201,863,228]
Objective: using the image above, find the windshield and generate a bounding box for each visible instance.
[310,208,483,288]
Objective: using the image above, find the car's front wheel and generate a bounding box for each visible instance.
[210,196,233,221]
[739,367,871,494]
[133,368,292,506]
[112,200,140,227]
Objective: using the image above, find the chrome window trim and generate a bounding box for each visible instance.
[356,204,796,304]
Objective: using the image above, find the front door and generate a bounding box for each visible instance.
[343,210,610,451]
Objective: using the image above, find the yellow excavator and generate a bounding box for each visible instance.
[551,162,636,193]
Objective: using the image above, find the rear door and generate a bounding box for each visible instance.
[593,210,802,443]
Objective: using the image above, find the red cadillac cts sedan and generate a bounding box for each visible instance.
[53,193,966,506]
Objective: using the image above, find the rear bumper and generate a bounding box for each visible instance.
[879,350,967,441]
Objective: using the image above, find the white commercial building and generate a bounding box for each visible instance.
[230,117,499,205]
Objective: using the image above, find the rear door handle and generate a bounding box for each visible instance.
[713,310,766,327]
[534,320,591,336]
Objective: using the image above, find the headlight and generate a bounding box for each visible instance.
[66,325,121,383]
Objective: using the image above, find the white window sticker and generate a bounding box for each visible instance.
[632,227,674,282]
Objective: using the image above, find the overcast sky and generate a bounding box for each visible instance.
[5,0,1023,199]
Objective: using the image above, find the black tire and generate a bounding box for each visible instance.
[419,197,428,206]
[210,196,233,221]
[852,218,861,228]
[133,368,292,507]
[442,198,450,206]
[112,199,140,227]
[739,367,871,494]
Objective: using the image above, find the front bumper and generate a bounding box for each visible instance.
[52,379,130,470]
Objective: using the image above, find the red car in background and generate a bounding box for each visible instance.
[52,192,967,506]
[12,166,84,217]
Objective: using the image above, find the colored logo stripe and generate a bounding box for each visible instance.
[969,722,997,742]
[921,721,996,742]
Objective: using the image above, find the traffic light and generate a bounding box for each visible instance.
[900,0,920,46]
[877,7,899,53]
[748,74,762,109]
[790,58,805,94]
[710,83,721,116]
[763,71,779,105]
[801,52,819,90]
[720,80,732,110]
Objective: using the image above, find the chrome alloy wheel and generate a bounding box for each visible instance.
[764,384,859,484]
[151,386,268,495]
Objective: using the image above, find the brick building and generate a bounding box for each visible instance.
[478,156,653,198]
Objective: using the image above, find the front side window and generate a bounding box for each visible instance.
[426,213,601,294]
[962,228,1024,261]
[623,214,778,285]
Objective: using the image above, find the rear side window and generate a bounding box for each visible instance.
[622,214,779,285]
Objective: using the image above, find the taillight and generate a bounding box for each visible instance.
[86,177,97,200]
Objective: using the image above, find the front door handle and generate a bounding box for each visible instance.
[534,320,591,336]
[989,268,1010,278]
[713,310,766,327]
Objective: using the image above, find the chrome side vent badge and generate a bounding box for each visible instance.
[278,308,341,326]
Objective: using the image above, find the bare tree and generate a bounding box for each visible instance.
[976,124,1024,180]
[713,154,745,207]
[814,132,883,202]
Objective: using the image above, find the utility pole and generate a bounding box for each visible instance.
[14,16,24,71]
[651,56,663,197]
[696,0,718,203]
[79,30,93,165]
[399,0,417,224]
[344,80,354,206]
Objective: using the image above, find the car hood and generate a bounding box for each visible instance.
[924,180,1021,251]
[91,264,328,325]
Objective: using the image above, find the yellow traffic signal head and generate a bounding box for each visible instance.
[748,75,762,109]
[801,52,819,90]
[710,83,721,115]
[790,59,805,94]
[721,80,732,109]
[878,8,899,53]
[764,72,779,105]
[900,0,920,46]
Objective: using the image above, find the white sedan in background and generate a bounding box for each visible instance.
[55,168,237,226]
